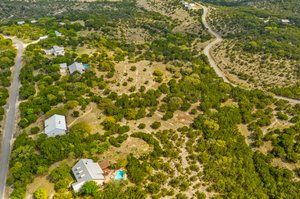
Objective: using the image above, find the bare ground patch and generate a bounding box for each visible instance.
[110,60,174,94]
[97,137,153,164]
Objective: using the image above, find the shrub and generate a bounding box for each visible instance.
[33,188,48,199]
[30,126,40,134]
[150,121,161,129]
[81,181,99,196]
[138,123,146,129]
[130,66,137,71]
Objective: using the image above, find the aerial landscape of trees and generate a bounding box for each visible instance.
[1,0,300,199]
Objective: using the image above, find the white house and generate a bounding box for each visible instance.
[68,62,85,74]
[45,46,65,56]
[55,30,63,37]
[281,19,290,23]
[44,114,67,137]
[180,1,195,10]
[31,20,38,24]
[72,159,105,192]
[53,46,65,56]
[17,21,25,25]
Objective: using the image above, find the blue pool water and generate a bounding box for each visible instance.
[84,64,89,69]
[114,170,125,181]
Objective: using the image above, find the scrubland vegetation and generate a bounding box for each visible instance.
[205,0,300,98]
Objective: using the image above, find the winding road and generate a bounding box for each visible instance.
[0,37,25,199]
[198,3,300,105]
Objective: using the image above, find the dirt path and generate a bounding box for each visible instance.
[68,106,93,127]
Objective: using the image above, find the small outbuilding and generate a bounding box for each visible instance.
[44,114,67,137]
[68,62,85,74]
[17,21,25,25]
[281,19,290,23]
[72,159,105,192]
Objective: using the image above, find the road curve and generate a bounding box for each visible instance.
[0,37,25,199]
[200,4,231,84]
[198,3,300,105]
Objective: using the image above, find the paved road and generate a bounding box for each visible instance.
[201,5,231,85]
[198,3,300,105]
[0,37,25,199]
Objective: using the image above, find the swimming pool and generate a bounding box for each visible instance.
[84,64,89,69]
[114,170,125,181]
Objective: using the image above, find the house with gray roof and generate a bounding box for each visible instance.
[59,63,67,69]
[53,46,65,56]
[44,114,67,137]
[68,62,85,74]
[45,46,65,56]
[72,159,105,192]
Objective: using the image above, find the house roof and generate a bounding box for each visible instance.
[72,159,105,184]
[53,45,64,52]
[59,63,67,69]
[44,114,67,135]
[99,160,110,170]
[68,62,85,74]
[281,19,290,23]
[55,30,62,37]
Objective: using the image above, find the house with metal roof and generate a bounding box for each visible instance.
[281,19,290,23]
[68,62,85,74]
[53,46,65,56]
[44,114,67,137]
[55,30,63,37]
[72,159,105,192]
[45,46,65,56]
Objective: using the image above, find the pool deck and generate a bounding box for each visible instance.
[104,169,127,184]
